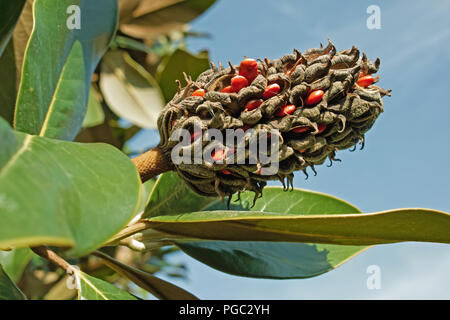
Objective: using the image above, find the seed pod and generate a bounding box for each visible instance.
[331,46,360,69]
[305,60,331,83]
[156,41,391,204]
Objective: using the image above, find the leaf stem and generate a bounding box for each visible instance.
[30,246,73,273]
[106,221,153,245]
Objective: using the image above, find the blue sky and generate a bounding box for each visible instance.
[135,0,450,299]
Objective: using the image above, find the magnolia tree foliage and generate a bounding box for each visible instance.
[0,0,449,300]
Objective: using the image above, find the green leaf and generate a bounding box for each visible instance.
[144,171,217,218]
[112,35,153,54]
[100,50,165,129]
[14,0,118,141]
[0,265,26,300]
[0,118,141,256]
[81,85,105,128]
[137,179,157,214]
[177,241,367,279]
[76,270,137,300]
[156,48,210,103]
[175,189,365,279]
[0,0,26,56]
[0,42,19,124]
[0,0,33,125]
[93,251,197,300]
[145,175,365,279]
[119,0,217,39]
[0,248,32,282]
[145,187,450,245]
[9,0,33,75]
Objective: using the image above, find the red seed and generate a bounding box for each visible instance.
[317,124,327,134]
[241,124,252,131]
[221,169,232,175]
[244,99,263,111]
[299,149,307,153]
[357,75,374,88]
[190,131,202,142]
[291,126,309,134]
[262,83,281,99]
[239,58,258,69]
[221,85,234,93]
[191,88,205,97]
[230,75,248,93]
[239,58,259,83]
[305,90,324,106]
[211,149,224,162]
[275,104,296,117]
[211,148,234,162]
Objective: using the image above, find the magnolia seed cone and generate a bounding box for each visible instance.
[156,40,391,205]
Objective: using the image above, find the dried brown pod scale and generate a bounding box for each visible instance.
[156,40,391,205]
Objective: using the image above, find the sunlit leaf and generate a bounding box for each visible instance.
[14,0,118,141]
[82,85,105,128]
[100,50,165,129]
[0,248,32,282]
[0,118,141,257]
[76,270,137,300]
[175,188,366,279]
[137,179,157,214]
[145,175,366,278]
[145,188,450,245]
[144,171,216,218]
